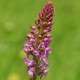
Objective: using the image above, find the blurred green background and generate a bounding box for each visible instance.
[0,0,80,80]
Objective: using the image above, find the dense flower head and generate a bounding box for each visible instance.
[24,1,54,79]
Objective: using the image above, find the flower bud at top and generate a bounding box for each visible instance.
[46,34,52,38]
[30,26,36,30]
[42,22,47,26]
[48,22,53,26]
[30,38,36,43]
[43,30,49,33]
[44,38,49,42]
[26,34,33,39]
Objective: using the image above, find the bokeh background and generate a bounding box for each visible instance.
[0,0,80,80]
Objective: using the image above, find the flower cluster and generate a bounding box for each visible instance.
[24,1,54,79]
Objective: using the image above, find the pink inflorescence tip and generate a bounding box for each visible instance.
[24,1,54,79]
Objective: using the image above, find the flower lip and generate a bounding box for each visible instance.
[24,58,36,67]
[33,50,39,57]
[28,67,35,76]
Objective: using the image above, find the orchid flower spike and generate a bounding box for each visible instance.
[24,1,54,80]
